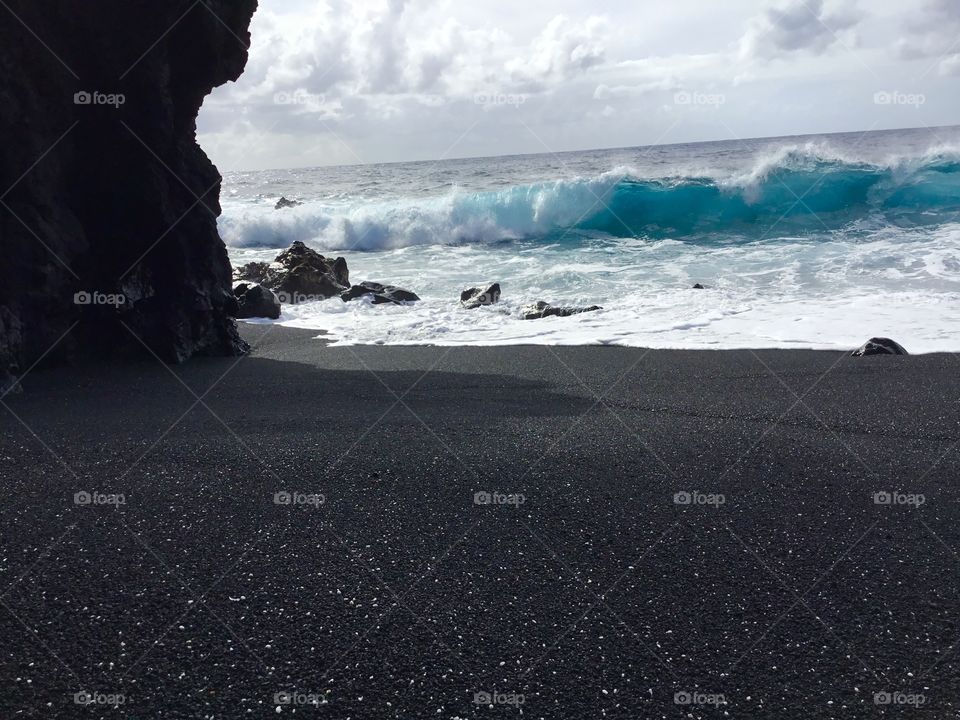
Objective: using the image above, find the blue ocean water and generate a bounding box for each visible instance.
[220,126,960,350]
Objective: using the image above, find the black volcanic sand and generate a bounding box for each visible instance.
[1,324,959,719]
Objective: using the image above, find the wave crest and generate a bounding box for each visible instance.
[218,147,960,251]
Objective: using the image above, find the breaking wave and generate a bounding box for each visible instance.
[219,145,960,251]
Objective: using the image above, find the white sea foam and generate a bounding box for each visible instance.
[235,224,960,352]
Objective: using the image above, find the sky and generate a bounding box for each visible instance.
[198,0,960,171]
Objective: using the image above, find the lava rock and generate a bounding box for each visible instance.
[274,241,325,271]
[233,282,281,320]
[275,196,302,210]
[341,282,421,305]
[851,338,909,357]
[330,256,350,288]
[521,301,602,320]
[235,242,349,302]
[0,0,258,381]
[461,283,501,309]
[234,262,269,284]
[274,267,345,302]
[340,283,379,303]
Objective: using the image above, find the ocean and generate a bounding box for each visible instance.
[219,126,960,351]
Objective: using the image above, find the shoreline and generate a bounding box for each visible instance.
[240,318,956,355]
[1,324,958,718]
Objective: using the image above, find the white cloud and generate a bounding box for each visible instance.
[505,15,608,90]
[740,0,862,59]
[215,1,609,114]
[201,0,616,167]
[198,0,960,170]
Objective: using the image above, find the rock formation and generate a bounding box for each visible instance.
[341,282,421,305]
[233,282,281,320]
[461,284,501,309]
[0,0,259,390]
[851,338,909,357]
[234,241,350,302]
[275,196,302,210]
[521,301,602,320]
[235,243,419,307]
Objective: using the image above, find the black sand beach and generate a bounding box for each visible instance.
[1,325,959,718]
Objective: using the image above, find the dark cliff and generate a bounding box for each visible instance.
[0,0,259,391]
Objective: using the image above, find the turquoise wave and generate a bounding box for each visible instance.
[578,157,960,240]
[219,152,960,250]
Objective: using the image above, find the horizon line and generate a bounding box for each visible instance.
[213,123,960,175]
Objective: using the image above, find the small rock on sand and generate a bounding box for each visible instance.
[851,338,909,357]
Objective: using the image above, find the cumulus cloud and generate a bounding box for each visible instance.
[199,0,615,167]
[740,0,862,59]
[208,1,609,121]
[197,0,960,171]
[505,15,607,91]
